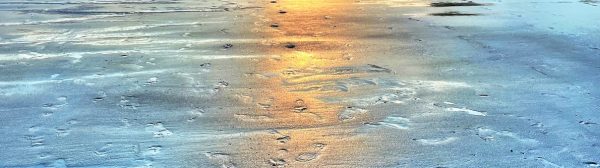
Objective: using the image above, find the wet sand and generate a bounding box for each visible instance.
[1,0,600,167]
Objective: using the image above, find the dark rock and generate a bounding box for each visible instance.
[430,11,480,16]
[431,1,486,7]
[285,43,296,48]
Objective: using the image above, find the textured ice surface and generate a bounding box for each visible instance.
[1,0,600,167]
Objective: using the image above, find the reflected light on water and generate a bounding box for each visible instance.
[232,0,375,167]
[253,0,359,127]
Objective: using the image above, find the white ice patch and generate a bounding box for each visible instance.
[0,69,169,86]
[0,50,125,61]
[356,0,429,7]
[234,114,273,122]
[434,102,487,116]
[91,22,205,34]
[379,116,410,130]
[447,107,487,116]
[0,15,119,26]
[350,92,413,107]
[416,137,459,145]
[419,80,471,92]
[477,128,539,145]
[50,74,60,79]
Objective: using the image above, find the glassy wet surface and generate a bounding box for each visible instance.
[1,0,600,167]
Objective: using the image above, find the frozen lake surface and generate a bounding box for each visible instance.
[1,0,599,167]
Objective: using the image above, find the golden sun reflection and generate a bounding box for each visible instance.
[231,0,376,167]
[279,0,337,10]
[287,51,316,68]
[249,0,360,128]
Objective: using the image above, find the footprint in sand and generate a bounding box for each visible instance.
[268,158,286,167]
[92,91,107,102]
[268,129,291,144]
[118,95,141,110]
[584,161,599,167]
[235,94,254,104]
[186,107,205,122]
[145,122,173,138]
[54,128,70,137]
[294,143,327,162]
[41,96,69,116]
[292,99,309,113]
[47,159,67,168]
[144,77,158,85]
[143,145,162,156]
[276,135,291,144]
[257,98,274,109]
[24,135,45,147]
[338,106,368,121]
[25,125,45,147]
[296,152,318,162]
[205,152,236,168]
[94,143,113,156]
